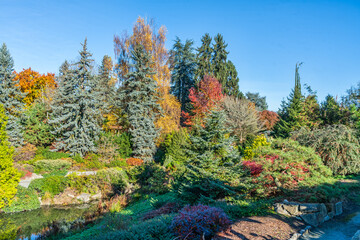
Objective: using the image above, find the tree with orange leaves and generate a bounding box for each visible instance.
[114,17,181,137]
[259,110,279,131]
[182,75,224,126]
[14,68,56,106]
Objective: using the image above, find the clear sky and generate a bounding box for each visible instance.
[0,0,359,110]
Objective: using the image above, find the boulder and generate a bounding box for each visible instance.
[90,192,102,200]
[352,230,360,240]
[300,213,320,227]
[76,193,91,203]
[335,202,343,216]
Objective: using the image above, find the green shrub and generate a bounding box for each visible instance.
[67,174,99,194]
[159,129,189,168]
[0,219,17,240]
[106,159,128,168]
[127,164,171,194]
[35,147,70,160]
[248,138,332,197]
[97,167,128,192]
[292,125,360,175]
[3,186,40,213]
[96,132,132,162]
[33,159,72,173]
[29,175,68,197]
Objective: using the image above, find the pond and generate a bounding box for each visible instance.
[0,204,99,240]
[301,211,360,240]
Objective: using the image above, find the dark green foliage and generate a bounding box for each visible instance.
[320,95,345,125]
[35,147,70,160]
[0,43,24,146]
[29,175,68,197]
[50,39,101,156]
[97,167,128,193]
[245,92,268,111]
[23,102,54,146]
[119,46,159,162]
[292,125,360,175]
[342,82,360,109]
[170,37,196,112]
[225,61,242,97]
[212,34,229,90]
[176,110,246,203]
[127,164,171,194]
[196,33,213,82]
[3,186,40,213]
[113,132,132,158]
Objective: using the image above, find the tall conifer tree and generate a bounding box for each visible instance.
[212,34,229,87]
[170,37,196,112]
[50,39,101,156]
[273,63,306,138]
[195,33,213,82]
[119,46,159,162]
[226,61,242,97]
[0,43,24,146]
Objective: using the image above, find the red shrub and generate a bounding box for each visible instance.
[243,161,263,176]
[171,204,232,240]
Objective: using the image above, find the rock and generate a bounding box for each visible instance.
[76,193,91,203]
[335,202,343,216]
[298,203,320,213]
[352,230,360,240]
[300,213,319,227]
[274,203,291,216]
[328,211,335,219]
[317,204,328,224]
[324,215,330,222]
[67,194,75,198]
[90,192,102,200]
[282,203,300,215]
[289,232,301,240]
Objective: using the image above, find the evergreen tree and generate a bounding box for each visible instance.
[0,43,24,146]
[212,34,229,88]
[225,61,242,97]
[273,63,306,138]
[119,46,159,162]
[177,110,241,203]
[320,95,344,125]
[0,104,20,209]
[50,39,101,156]
[170,37,196,112]
[195,33,213,82]
[245,92,268,111]
[95,55,116,114]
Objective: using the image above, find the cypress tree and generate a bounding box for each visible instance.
[50,39,101,156]
[195,33,213,82]
[119,46,159,162]
[170,37,196,112]
[0,43,24,146]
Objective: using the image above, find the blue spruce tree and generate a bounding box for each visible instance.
[119,46,159,162]
[50,39,101,156]
[0,43,24,146]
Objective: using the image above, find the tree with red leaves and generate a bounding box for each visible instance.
[182,75,224,126]
[259,110,279,131]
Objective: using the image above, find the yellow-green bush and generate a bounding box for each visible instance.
[0,105,20,209]
[243,134,270,160]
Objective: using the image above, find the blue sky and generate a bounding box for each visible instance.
[0,0,359,110]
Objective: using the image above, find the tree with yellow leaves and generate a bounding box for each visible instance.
[114,17,181,138]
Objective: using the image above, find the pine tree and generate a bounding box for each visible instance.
[119,46,159,162]
[212,34,229,88]
[273,63,306,138]
[195,33,213,82]
[170,37,196,112]
[50,39,101,156]
[0,104,20,209]
[0,43,24,146]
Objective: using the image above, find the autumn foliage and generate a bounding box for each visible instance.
[114,17,181,137]
[14,68,56,105]
[183,75,224,126]
[259,110,279,130]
